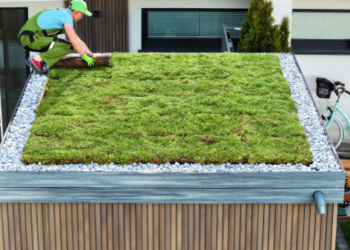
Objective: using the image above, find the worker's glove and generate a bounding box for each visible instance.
[91,54,95,58]
[81,53,95,67]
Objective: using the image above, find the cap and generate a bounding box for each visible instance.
[69,0,92,17]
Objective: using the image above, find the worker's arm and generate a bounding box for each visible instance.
[64,23,84,55]
[77,36,93,57]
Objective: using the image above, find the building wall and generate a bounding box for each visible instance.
[295,55,350,143]
[0,202,338,250]
[293,0,350,9]
[128,0,293,53]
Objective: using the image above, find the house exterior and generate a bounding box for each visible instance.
[0,0,348,249]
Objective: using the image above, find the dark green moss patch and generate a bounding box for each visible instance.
[22,53,313,165]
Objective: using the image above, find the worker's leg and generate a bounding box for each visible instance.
[39,38,73,67]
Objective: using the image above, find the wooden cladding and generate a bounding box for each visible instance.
[64,0,129,52]
[0,203,337,250]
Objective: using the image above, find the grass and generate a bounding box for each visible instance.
[341,221,350,247]
[21,53,313,165]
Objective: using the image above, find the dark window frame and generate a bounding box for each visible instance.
[292,9,350,55]
[141,8,247,53]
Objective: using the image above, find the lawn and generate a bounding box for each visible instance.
[22,53,313,165]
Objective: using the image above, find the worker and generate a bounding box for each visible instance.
[18,0,95,75]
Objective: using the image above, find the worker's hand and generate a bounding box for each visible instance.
[81,53,96,67]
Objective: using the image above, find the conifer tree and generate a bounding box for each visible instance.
[279,16,292,52]
[237,0,291,52]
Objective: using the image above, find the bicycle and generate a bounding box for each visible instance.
[317,78,350,148]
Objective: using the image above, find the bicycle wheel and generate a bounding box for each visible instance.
[323,117,343,148]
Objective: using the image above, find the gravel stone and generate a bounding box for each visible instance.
[0,53,341,173]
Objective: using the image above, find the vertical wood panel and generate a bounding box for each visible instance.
[30,203,38,250]
[319,212,327,250]
[66,203,73,250]
[154,203,159,250]
[182,204,189,250]
[2,203,10,250]
[165,204,171,250]
[217,204,223,250]
[130,203,137,250]
[125,203,131,250]
[42,204,50,250]
[176,204,182,250]
[54,204,61,250]
[330,203,338,250]
[136,204,142,250]
[268,204,275,250]
[0,205,4,250]
[205,204,211,250]
[143,204,148,250]
[89,204,96,250]
[314,207,322,250]
[148,204,153,250]
[308,204,316,250]
[240,204,246,250]
[14,203,22,250]
[262,204,269,250]
[78,203,84,250]
[26,203,33,250]
[291,204,298,250]
[246,204,252,250]
[211,204,217,250]
[60,204,67,250]
[8,203,16,250]
[113,204,119,250]
[251,204,258,250]
[280,204,287,250]
[234,204,240,250]
[188,204,194,250]
[302,204,310,250]
[72,203,79,250]
[257,204,264,250]
[200,204,206,250]
[159,204,165,250]
[36,204,44,250]
[119,204,125,250]
[274,204,281,250]
[285,204,293,250]
[222,204,229,250]
[101,204,107,250]
[83,203,90,250]
[297,204,304,250]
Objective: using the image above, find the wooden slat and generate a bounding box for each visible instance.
[160,204,166,250]
[280,204,287,250]
[130,203,136,250]
[222,204,229,250]
[66,203,73,250]
[176,204,182,250]
[274,204,281,250]
[297,204,304,250]
[154,203,159,250]
[291,204,298,250]
[31,203,39,250]
[200,204,206,250]
[309,204,317,250]
[83,203,90,250]
[240,204,246,250]
[171,204,176,250]
[72,203,79,250]
[26,203,33,250]
[330,203,338,250]
[302,204,310,250]
[262,204,269,250]
[251,204,258,250]
[125,203,131,250]
[8,203,16,250]
[205,204,211,250]
[314,207,322,250]
[14,203,22,250]
[143,204,148,250]
[101,203,107,250]
[0,205,4,250]
[268,204,275,250]
[211,204,217,250]
[77,203,84,250]
[119,203,125,250]
[43,203,50,250]
[217,204,223,250]
[107,204,113,250]
[285,204,293,250]
[319,212,327,250]
[234,204,240,250]
[257,204,264,250]
[2,203,10,250]
[246,204,252,250]
[89,204,96,250]
[188,204,194,250]
[60,204,67,250]
[148,203,153,250]
[136,204,142,250]
[113,204,119,250]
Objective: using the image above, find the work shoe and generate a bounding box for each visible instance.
[41,61,50,74]
[25,56,45,74]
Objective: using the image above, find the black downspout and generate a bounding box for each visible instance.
[2,10,11,126]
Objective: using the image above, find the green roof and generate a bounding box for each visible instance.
[22,53,313,165]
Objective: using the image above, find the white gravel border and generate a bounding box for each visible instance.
[0,53,342,172]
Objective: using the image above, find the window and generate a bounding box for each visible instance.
[141,9,247,52]
[291,10,350,54]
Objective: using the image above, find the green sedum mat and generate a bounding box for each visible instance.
[22,53,313,165]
